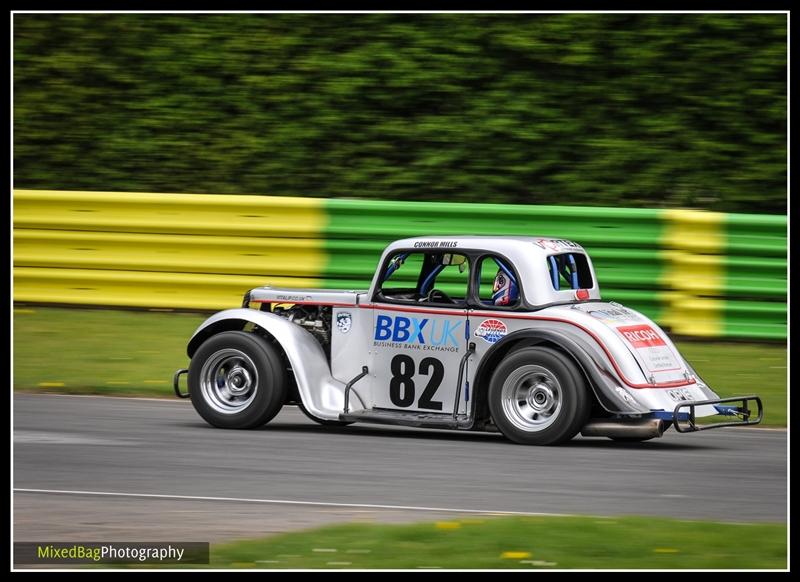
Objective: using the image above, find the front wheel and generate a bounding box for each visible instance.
[488,346,590,445]
[188,331,287,429]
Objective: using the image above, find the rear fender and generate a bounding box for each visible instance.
[471,329,651,419]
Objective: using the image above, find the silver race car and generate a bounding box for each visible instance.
[175,236,762,445]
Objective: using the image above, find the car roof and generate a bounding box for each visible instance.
[384,236,587,259]
[372,235,601,304]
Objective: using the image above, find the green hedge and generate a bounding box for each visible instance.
[14,13,786,213]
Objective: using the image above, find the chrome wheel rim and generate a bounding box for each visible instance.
[500,365,562,432]
[200,349,259,414]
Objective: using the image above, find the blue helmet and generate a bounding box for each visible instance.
[492,268,518,306]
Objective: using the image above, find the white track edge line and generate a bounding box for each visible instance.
[13,487,574,517]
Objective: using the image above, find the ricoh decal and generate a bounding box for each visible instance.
[617,324,681,373]
[336,312,352,334]
[618,325,664,348]
[474,318,508,344]
[373,315,462,352]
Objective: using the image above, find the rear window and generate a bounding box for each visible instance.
[547,252,593,290]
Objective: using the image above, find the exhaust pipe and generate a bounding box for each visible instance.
[580,418,665,440]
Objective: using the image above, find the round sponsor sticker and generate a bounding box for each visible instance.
[474,318,508,344]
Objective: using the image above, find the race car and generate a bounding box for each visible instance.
[174,236,762,445]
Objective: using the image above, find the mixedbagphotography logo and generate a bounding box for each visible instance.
[14,542,209,565]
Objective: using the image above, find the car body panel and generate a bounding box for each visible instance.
[367,303,468,414]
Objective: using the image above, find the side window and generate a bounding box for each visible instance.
[477,255,521,307]
[378,251,470,306]
[430,253,470,302]
[547,253,593,290]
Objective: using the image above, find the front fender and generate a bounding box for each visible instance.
[187,309,349,420]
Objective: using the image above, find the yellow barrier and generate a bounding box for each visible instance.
[13,189,327,310]
[14,268,321,311]
[14,230,324,277]
[13,190,325,237]
[660,209,726,337]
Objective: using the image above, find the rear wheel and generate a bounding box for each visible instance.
[488,346,590,445]
[189,331,287,429]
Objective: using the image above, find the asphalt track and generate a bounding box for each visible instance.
[14,393,787,546]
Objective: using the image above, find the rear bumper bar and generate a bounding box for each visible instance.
[672,395,763,433]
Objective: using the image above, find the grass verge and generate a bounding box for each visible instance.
[13,306,787,426]
[13,306,205,398]
[202,515,787,569]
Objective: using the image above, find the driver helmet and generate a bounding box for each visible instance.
[492,268,518,306]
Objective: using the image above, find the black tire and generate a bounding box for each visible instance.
[488,346,590,445]
[188,331,287,429]
[297,402,354,427]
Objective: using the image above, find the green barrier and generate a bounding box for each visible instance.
[723,213,787,339]
[323,199,667,321]
[723,300,787,340]
[725,212,788,257]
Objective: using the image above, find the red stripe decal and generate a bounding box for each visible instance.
[358,303,467,317]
